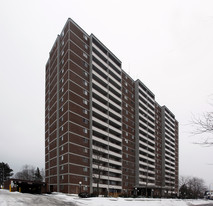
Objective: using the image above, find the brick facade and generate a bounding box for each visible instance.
[45,18,179,196]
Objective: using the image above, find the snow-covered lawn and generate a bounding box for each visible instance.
[0,189,212,206]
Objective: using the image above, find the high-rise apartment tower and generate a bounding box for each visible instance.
[45,18,179,197]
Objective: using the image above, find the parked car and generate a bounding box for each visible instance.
[78,192,89,198]
[204,191,213,200]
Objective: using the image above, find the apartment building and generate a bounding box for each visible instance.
[45,18,179,196]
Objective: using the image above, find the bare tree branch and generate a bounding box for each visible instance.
[179,175,207,198]
[191,107,213,146]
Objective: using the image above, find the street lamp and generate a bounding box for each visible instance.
[79,181,82,193]
[135,187,137,196]
[152,189,154,198]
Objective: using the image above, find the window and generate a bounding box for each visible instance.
[61,155,64,161]
[84,177,88,182]
[125,81,128,86]
[61,117,63,122]
[62,59,64,64]
[83,167,88,172]
[61,107,63,112]
[84,148,88,153]
[61,136,64,141]
[83,128,88,134]
[61,126,63,131]
[126,132,128,136]
[61,146,64,151]
[83,158,88,163]
[83,34,88,41]
[83,109,88,114]
[61,30,64,36]
[61,97,63,102]
[125,89,128,94]
[83,90,88,96]
[61,87,64,92]
[83,118,88,124]
[61,175,64,180]
[84,44,88,50]
[61,68,64,73]
[84,138,88,143]
[61,165,64,170]
[125,103,128,108]
[83,61,88,68]
[61,50,64,56]
[84,71,88,77]
[83,99,87,105]
[61,78,64,83]
[83,53,88,59]
[84,80,88,86]
[126,117,128,122]
[61,41,64,46]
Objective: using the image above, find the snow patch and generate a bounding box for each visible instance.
[0,190,212,206]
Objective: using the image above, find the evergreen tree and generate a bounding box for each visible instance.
[34,167,43,182]
[0,162,13,185]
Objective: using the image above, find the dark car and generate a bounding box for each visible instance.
[78,192,89,198]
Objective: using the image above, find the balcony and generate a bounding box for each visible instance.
[92,43,108,60]
[92,98,108,112]
[92,70,108,89]
[92,126,108,137]
[92,52,108,69]
[108,133,122,142]
[92,61,108,76]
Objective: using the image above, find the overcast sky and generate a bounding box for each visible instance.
[0,0,213,189]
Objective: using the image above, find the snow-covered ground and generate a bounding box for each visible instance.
[0,189,213,206]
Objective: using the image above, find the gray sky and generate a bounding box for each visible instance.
[0,0,213,189]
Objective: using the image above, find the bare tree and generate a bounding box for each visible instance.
[188,177,207,198]
[179,176,190,189]
[191,109,213,146]
[92,145,106,196]
[15,165,35,181]
[179,176,207,199]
